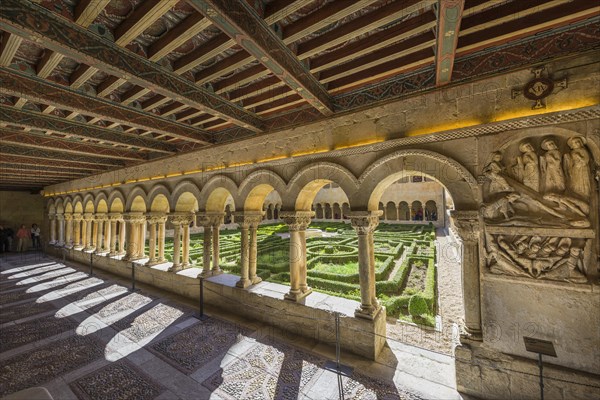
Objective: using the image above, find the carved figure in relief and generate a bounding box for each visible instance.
[540,139,566,193]
[482,152,513,194]
[481,193,520,220]
[563,136,591,199]
[513,141,540,191]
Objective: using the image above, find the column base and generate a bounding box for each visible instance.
[108,252,117,257]
[145,259,158,267]
[354,304,383,320]
[57,241,65,247]
[73,245,84,250]
[83,246,96,252]
[211,268,223,276]
[284,288,312,302]
[65,244,74,249]
[168,264,182,272]
[49,240,56,245]
[460,324,483,342]
[94,249,108,255]
[236,278,251,288]
[251,276,263,284]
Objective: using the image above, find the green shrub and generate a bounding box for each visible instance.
[408,294,429,317]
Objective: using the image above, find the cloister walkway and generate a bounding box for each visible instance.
[0,252,461,400]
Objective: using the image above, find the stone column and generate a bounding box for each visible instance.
[94,215,106,254]
[451,210,483,340]
[123,213,143,261]
[280,211,314,301]
[108,216,118,256]
[56,214,65,246]
[91,219,98,249]
[64,213,73,248]
[145,214,158,266]
[349,211,383,320]
[198,215,212,276]
[83,213,94,251]
[73,213,83,249]
[211,214,224,275]
[49,213,57,244]
[233,212,263,288]
[103,216,111,255]
[136,217,147,260]
[169,214,193,272]
[118,218,126,256]
[157,217,167,263]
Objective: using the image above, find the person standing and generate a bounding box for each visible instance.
[31,223,41,249]
[0,226,8,253]
[16,225,30,252]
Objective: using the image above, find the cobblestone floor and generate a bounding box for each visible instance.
[0,252,460,400]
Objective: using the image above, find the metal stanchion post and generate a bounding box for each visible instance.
[131,262,136,292]
[89,252,93,276]
[198,277,209,321]
[539,353,544,400]
[324,312,353,382]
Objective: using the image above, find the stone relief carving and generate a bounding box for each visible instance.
[481,135,596,283]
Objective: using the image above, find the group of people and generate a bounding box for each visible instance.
[0,224,41,253]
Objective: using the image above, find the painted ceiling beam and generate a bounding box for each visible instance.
[0,154,107,171]
[0,67,212,145]
[187,0,334,116]
[0,129,147,161]
[0,164,91,177]
[0,105,176,154]
[0,0,265,132]
[0,143,128,167]
[435,0,465,86]
[0,31,21,67]
[114,0,178,46]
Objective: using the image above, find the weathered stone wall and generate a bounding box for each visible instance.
[0,191,46,248]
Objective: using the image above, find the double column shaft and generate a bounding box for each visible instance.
[168,213,194,272]
[280,211,314,301]
[198,213,225,277]
[234,211,263,288]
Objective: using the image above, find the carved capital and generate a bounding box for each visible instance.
[146,212,167,225]
[279,211,314,231]
[124,212,146,224]
[83,213,95,221]
[233,211,264,228]
[169,212,194,226]
[48,213,56,220]
[94,213,108,222]
[55,214,65,221]
[450,210,480,242]
[72,213,83,221]
[64,213,73,221]
[197,212,225,227]
[348,211,382,235]
[108,212,123,222]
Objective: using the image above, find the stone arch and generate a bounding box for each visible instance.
[315,203,324,219]
[324,203,332,219]
[125,186,148,212]
[108,190,126,212]
[82,193,95,212]
[170,180,201,211]
[64,200,73,213]
[285,162,359,211]
[333,203,342,219]
[96,199,109,213]
[72,194,83,213]
[199,175,237,212]
[411,201,423,221]
[54,198,64,214]
[93,192,109,211]
[425,200,438,221]
[147,184,172,212]
[356,149,479,211]
[174,192,199,212]
[239,170,286,212]
[342,202,350,218]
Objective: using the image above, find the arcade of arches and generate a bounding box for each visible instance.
[1,32,599,400]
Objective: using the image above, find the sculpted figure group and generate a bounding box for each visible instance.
[480,135,595,283]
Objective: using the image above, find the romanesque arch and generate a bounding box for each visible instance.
[199,175,237,212]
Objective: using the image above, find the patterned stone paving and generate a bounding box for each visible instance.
[203,339,324,400]
[69,360,165,400]
[54,284,129,317]
[0,272,89,305]
[86,292,155,322]
[0,263,64,282]
[114,302,189,343]
[0,299,56,324]
[0,335,104,397]
[343,372,424,400]
[0,314,78,352]
[151,317,249,374]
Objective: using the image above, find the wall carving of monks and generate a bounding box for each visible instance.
[479,134,597,284]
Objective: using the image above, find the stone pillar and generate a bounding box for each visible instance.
[108,216,118,256]
[123,213,144,261]
[73,213,83,249]
[103,216,111,255]
[64,213,73,248]
[157,217,166,262]
[451,210,483,340]
[199,216,212,276]
[169,213,194,272]
[145,213,166,265]
[248,220,260,284]
[49,213,57,244]
[94,215,106,254]
[118,218,126,256]
[280,211,314,301]
[211,214,224,275]
[233,211,263,288]
[56,214,65,246]
[136,217,147,259]
[349,211,383,320]
[83,213,94,251]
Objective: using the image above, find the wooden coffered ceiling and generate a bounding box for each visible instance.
[0,0,598,191]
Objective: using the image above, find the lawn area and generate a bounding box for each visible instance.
[146,220,438,326]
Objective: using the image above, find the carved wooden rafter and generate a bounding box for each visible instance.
[0,67,212,145]
[0,128,146,161]
[0,154,107,171]
[0,105,176,154]
[0,0,265,132]
[0,143,128,167]
[435,0,465,86]
[187,0,334,115]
